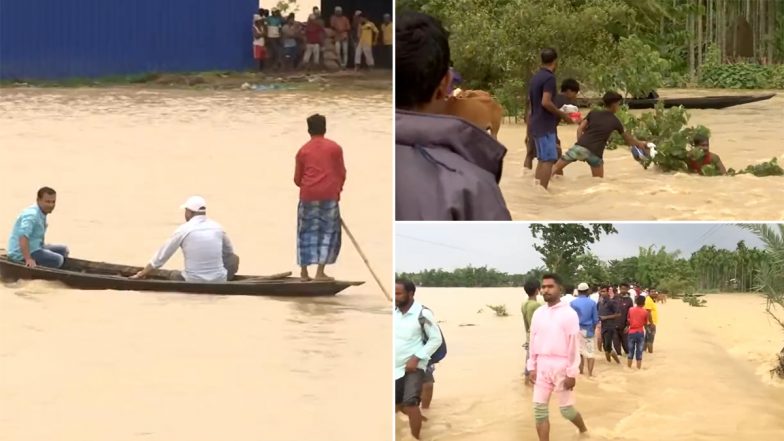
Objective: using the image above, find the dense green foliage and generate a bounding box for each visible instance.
[699,46,784,89]
[529,224,617,286]
[397,0,784,115]
[397,235,771,298]
[742,224,784,378]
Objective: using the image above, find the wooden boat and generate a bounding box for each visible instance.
[575,93,775,110]
[0,254,364,297]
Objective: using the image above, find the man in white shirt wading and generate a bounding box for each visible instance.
[130,196,239,282]
[395,278,443,440]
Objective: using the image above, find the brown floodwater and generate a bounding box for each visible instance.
[0,87,392,441]
[499,89,784,220]
[395,289,784,441]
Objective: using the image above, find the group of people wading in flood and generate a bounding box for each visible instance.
[394,274,662,441]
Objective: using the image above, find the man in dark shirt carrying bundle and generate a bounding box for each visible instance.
[525,78,581,173]
[527,48,576,189]
[553,91,648,178]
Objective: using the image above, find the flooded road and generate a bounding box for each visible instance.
[0,87,392,441]
[395,289,784,441]
[499,89,784,220]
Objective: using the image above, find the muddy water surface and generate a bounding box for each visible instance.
[396,289,784,441]
[499,89,784,220]
[0,87,392,441]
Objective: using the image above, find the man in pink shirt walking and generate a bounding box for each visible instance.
[527,273,588,441]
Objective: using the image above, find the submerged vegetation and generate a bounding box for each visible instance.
[486,304,509,317]
[606,103,784,176]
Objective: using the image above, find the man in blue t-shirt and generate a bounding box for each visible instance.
[526,48,575,189]
[570,282,598,376]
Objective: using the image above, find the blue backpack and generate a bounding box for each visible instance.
[419,306,447,364]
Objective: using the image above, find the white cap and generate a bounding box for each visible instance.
[335,6,342,12]
[253,14,262,21]
[180,195,206,212]
[355,10,362,16]
[577,282,590,291]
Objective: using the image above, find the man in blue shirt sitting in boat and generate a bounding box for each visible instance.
[7,187,69,269]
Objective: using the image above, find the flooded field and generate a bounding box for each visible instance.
[396,289,784,441]
[499,89,784,220]
[0,88,392,441]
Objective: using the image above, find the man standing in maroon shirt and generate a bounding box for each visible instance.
[294,114,346,281]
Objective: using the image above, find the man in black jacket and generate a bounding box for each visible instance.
[395,12,511,221]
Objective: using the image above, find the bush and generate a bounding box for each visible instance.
[658,277,696,297]
[486,304,509,317]
[683,293,708,307]
[592,35,671,98]
[727,158,784,177]
[606,102,710,172]
[699,45,784,89]
[700,63,772,89]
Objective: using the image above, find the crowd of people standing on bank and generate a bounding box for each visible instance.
[252,6,392,72]
[394,273,661,441]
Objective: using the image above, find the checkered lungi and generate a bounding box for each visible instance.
[297,200,342,266]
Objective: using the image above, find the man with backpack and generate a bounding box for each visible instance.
[395,278,445,440]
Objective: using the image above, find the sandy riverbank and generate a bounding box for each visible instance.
[1,69,392,91]
[396,289,784,441]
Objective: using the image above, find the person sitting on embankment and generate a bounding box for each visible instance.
[130,196,239,282]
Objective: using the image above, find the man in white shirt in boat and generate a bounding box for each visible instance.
[130,196,239,282]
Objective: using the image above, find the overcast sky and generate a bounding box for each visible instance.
[395,223,770,273]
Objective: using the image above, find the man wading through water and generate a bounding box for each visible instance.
[528,273,588,441]
[522,279,543,386]
[395,12,510,220]
[395,279,443,440]
[527,48,575,189]
[294,114,346,281]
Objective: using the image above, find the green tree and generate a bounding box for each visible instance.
[742,223,784,378]
[608,257,639,285]
[574,253,610,286]
[529,224,617,286]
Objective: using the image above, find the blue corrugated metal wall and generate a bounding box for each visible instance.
[0,0,258,80]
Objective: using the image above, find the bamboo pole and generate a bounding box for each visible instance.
[768,0,776,63]
[688,11,695,81]
[697,0,703,71]
[340,219,391,301]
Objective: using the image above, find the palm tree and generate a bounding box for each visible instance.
[742,223,784,378]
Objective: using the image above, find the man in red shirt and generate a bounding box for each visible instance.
[294,114,346,281]
[303,14,325,70]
